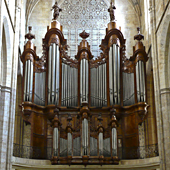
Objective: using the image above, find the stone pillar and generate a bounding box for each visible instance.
[0,86,12,170]
[144,71,158,157]
[6,1,21,169]
[0,0,21,169]
[148,0,167,169]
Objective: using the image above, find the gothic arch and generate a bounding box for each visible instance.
[1,16,12,87]
[158,13,170,89]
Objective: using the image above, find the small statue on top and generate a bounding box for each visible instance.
[108,1,116,21]
[51,1,62,20]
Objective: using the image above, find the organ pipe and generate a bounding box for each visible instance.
[97,114,104,156]
[112,128,117,156]
[136,60,146,102]
[53,127,59,156]
[61,63,78,107]
[80,59,88,104]
[82,118,88,155]
[24,59,33,102]
[110,113,118,157]
[109,44,120,105]
[48,43,60,105]
[52,113,60,159]
[67,132,72,156]
[90,63,107,107]
[48,45,52,104]
[99,132,103,156]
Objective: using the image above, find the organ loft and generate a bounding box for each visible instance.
[20,0,149,165]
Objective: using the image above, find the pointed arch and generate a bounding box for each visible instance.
[1,16,12,87]
[157,14,170,89]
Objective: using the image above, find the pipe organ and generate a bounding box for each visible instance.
[20,1,149,165]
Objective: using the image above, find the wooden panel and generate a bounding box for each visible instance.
[122,113,139,159]
[31,113,47,159]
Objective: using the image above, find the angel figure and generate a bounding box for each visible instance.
[51,1,62,20]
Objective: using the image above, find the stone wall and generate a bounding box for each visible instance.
[0,0,26,169]
[147,0,170,169]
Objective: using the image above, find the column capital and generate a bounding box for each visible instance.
[80,102,90,119]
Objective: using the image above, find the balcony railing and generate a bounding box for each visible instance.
[13,143,159,160]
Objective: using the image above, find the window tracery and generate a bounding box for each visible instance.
[58,0,110,58]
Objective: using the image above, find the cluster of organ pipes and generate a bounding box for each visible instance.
[20,1,149,165]
[48,43,60,105]
[109,44,120,105]
[23,60,33,102]
[22,34,147,107]
[136,60,146,102]
[90,63,107,107]
[61,63,78,106]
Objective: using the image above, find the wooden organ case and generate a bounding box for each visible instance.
[20,1,149,165]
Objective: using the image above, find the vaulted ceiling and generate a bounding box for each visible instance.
[25,0,142,26]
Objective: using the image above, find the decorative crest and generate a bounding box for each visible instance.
[79,30,90,39]
[51,1,62,20]
[25,26,35,41]
[98,113,103,123]
[67,114,72,122]
[134,27,144,41]
[108,0,116,21]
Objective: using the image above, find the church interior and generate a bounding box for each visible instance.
[0,0,169,169]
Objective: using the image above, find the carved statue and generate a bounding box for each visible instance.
[108,2,116,21]
[51,1,62,20]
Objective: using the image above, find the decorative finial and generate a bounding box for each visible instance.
[134,27,144,41]
[25,26,35,41]
[79,30,90,39]
[51,1,62,20]
[108,1,116,21]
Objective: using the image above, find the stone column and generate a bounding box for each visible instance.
[6,1,21,169]
[0,86,12,170]
[0,0,21,169]
[148,0,167,169]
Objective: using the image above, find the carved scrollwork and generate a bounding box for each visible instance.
[89,48,108,68]
[34,59,46,73]
[50,37,60,45]
[81,53,88,60]
[121,44,127,63]
[122,59,134,73]
[60,44,78,68]
[109,38,119,47]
